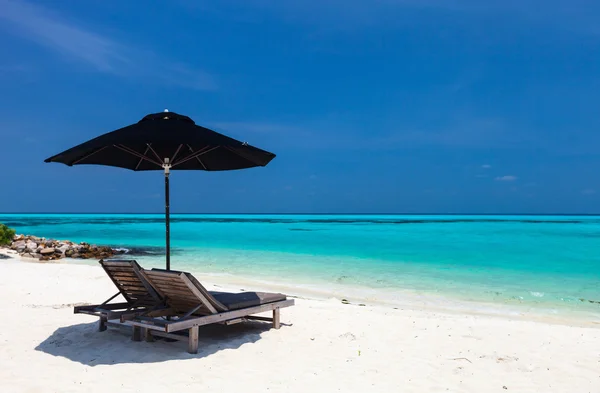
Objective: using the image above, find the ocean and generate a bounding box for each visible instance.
[1,214,599,317]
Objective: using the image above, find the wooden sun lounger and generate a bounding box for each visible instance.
[74,259,162,331]
[121,269,295,354]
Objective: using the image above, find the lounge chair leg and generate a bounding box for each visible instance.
[99,316,107,332]
[132,326,142,342]
[188,326,199,354]
[273,308,280,329]
[143,328,154,342]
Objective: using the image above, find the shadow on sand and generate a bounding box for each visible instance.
[35,320,273,365]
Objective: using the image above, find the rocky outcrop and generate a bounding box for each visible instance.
[3,234,125,262]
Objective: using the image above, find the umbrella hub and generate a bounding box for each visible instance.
[163,158,172,175]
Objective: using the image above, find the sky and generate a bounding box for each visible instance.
[0,0,599,214]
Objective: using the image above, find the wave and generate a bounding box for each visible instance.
[108,246,173,256]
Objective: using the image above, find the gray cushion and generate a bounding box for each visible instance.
[210,291,286,311]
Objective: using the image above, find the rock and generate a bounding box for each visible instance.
[11,240,25,250]
[5,233,119,261]
[40,248,55,255]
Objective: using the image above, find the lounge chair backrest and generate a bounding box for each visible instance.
[99,259,161,308]
[141,269,228,315]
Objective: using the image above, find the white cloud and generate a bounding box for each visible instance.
[0,0,216,90]
[495,175,517,181]
[481,164,491,169]
[581,189,596,195]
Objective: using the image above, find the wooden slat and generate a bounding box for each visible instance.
[116,282,146,290]
[115,279,144,286]
[150,280,190,290]
[74,302,130,312]
[144,274,186,283]
[111,276,144,283]
[119,287,148,294]
[123,289,148,296]
[114,281,144,288]
[103,266,138,273]
[102,261,137,267]
[148,330,189,342]
[165,299,294,332]
[110,272,138,279]
[158,287,192,301]
[74,310,104,317]
[148,282,191,291]
[223,318,245,325]
[144,273,184,283]
[246,316,274,322]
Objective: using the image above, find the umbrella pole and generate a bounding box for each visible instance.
[164,159,171,270]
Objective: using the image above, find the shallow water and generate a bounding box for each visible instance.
[2,214,599,315]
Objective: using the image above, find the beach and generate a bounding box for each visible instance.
[0,255,598,393]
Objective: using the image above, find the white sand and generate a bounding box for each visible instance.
[0,256,599,393]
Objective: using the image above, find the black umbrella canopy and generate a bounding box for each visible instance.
[45,110,276,270]
[44,111,275,170]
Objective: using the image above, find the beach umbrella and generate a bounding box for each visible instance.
[44,110,275,270]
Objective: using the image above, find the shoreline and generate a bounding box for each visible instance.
[2,248,598,328]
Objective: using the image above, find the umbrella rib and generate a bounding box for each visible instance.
[172,146,208,167]
[145,143,163,164]
[172,145,218,168]
[113,144,162,167]
[71,145,109,165]
[171,144,184,163]
[134,145,151,170]
[187,144,207,170]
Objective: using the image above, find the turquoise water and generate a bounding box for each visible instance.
[1,214,599,315]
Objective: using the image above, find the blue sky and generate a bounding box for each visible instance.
[0,0,599,214]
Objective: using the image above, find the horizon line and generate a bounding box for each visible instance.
[1,212,600,216]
